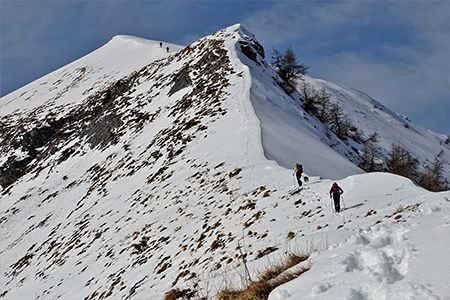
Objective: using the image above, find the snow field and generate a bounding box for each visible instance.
[1,24,449,300]
[269,176,450,300]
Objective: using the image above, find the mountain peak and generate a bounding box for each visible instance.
[223,23,254,38]
[0,24,449,300]
[217,23,266,63]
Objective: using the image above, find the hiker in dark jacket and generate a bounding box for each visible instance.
[294,163,303,187]
[329,182,344,212]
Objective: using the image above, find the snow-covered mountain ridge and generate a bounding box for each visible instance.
[1,24,449,300]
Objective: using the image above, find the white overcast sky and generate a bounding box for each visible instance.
[1,1,449,135]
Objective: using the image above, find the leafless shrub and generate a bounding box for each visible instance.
[386,143,419,180]
[419,151,448,191]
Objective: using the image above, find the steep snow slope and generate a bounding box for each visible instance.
[0,23,287,299]
[303,76,450,180]
[1,24,449,300]
[0,35,183,117]
[242,55,363,180]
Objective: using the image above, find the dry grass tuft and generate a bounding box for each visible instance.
[217,253,310,300]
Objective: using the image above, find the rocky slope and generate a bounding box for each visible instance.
[1,24,449,300]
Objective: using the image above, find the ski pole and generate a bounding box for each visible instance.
[341,195,346,210]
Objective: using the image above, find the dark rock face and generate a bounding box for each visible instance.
[0,119,69,189]
[240,42,257,62]
[0,156,33,189]
[168,65,192,97]
[21,119,68,155]
[239,38,265,63]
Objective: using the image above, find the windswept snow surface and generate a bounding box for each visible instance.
[269,173,450,300]
[1,24,449,300]
[244,57,363,180]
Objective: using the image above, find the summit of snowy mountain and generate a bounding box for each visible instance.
[1,24,449,300]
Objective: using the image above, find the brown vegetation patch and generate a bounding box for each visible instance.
[229,168,242,178]
[365,210,377,217]
[164,288,197,300]
[255,246,278,260]
[287,231,295,240]
[237,200,256,211]
[218,253,310,300]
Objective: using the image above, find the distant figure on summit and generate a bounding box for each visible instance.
[329,182,344,213]
[159,42,163,48]
[166,47,170,53]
